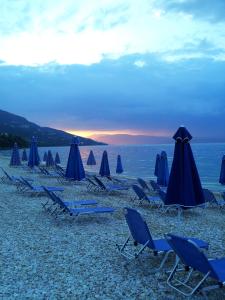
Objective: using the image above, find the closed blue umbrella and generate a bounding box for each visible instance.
[99,150,110,176]
[157,151,169,187]
[154,154,160,177]
[55,152,61,165]
[10,143,21,166]
[43,152,47,162]
[116,154,123,174]
[46,150,54,167]
[65,137,85,181]
[219,155,225,185]
[22,149,28,161]
[87,150,96,165]
[165,126,205,207]
[28,136,40,167]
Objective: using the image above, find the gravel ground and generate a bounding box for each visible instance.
[0,156,225,300]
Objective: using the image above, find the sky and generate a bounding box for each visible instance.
[0,0,225,143]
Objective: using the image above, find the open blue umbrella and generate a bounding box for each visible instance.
[165,126,205,207]
[154,154,160,177]
[22,149,28,161]
[157,151,169,187]
[65,137,85,181]
[55,152,61,165]
[99,150,110,176]
[10,143,21,166]
[116,154,123,174]
[46,150,54,167]
[219,155,225,185]
[28,136,40,167]
[43,152,47,162]
[87,150,96,165]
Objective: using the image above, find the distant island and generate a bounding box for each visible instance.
[0,109,106,148]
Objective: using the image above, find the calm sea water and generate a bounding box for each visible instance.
[1,143,225,191]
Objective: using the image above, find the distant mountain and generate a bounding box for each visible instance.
[0,109,105,147]
[90,133,225,145]
[90,134,172,145]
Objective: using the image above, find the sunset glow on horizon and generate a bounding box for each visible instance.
[65,129,171,138]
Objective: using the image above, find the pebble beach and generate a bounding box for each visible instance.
[1,155,225,300]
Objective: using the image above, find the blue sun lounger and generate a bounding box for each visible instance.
[203,188,225,207]
[165,234,225,297]
[132,184,162,207]
[42,186,115,218]
[19,177,64,195]
[42,187,98,213]
[94,176,129,194]
[116,208,208,271]
[137,178,151,192]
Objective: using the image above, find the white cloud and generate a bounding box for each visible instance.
[0,0,225,66]
[134,60,146,67]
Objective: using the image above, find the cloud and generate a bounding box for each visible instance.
[160,0,225,23]
[0,54,224,138]
[134,60,146,67]
[0,0,225,65]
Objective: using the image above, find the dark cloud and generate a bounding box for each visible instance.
[0,54,225,138]
[161,0,225,23]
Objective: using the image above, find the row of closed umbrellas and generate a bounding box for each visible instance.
[8,127,225,209]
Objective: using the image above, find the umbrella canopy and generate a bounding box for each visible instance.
[65,137,85,181]
[55,152,61,165]
[165,126,205,208]
[21,149,28,161]
[154,154,160,177]
[219,155,225,185]
[99,150,110,176]
[157,151,169,187]
[43,152,47,162]
[87,150,96,165]
[10,143,21,166]
[46,150,54,167]
[116,154,123,174]
[28,136,40,167]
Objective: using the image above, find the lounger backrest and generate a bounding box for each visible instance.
[21,177,33,188]
[137,178,150,191]
[157,189,166,203]
[149,180,160,191]
[222,192,225,201]
[94,176,106,189]
[124,207,155,248]
[3,170,12,181]
[165,234,218,279]
[202,189,216,203]
[42,187,69,212]
[132,184,148,200]
[86,177,97,186]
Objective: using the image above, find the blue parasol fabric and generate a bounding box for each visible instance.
[65,137,85,181]
[157,151,169,187]
[43,152,47,162]
[87,150,96,165]
[154,154,160,177]
[10,143,21,166]
[21,149,28,161]
[28,136,40,167]
[165,126,205,208]
[99,150,110,176]
[116,154,123,174]
[219,155,225,185]
[46,150,54,167]
[55,152,61,165]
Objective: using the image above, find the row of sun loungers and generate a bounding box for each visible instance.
[117,207,225,297]
[1,166,225,297]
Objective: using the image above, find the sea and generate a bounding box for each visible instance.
[1,143,225,192]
